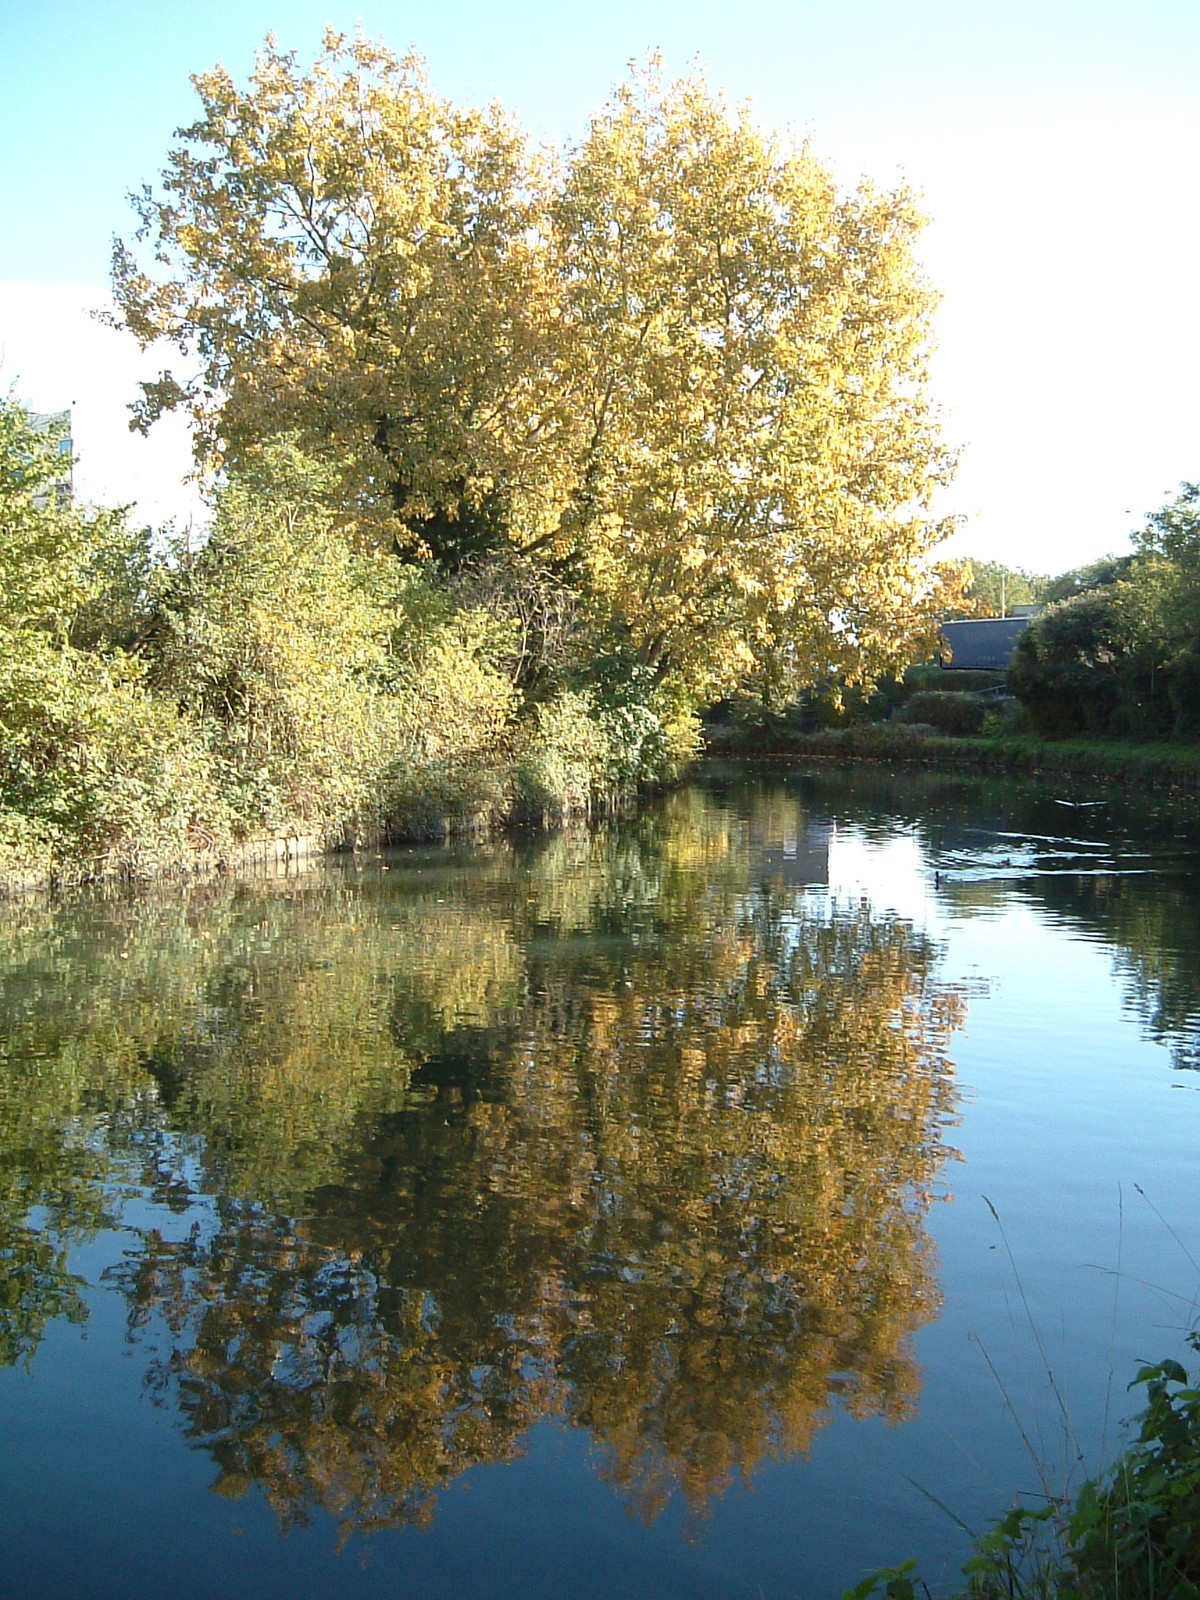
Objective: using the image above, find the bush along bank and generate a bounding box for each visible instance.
[0,418,698,892]
[709,654,1200,791]
[1006,486,1200,745]
[846,1335,1200,1600]
[712,482,1200,791]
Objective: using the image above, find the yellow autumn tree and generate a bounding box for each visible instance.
[112,30,572,564]
[113,34,960,704]
[555,65,960,699]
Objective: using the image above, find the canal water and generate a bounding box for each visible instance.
[1,764,1197,1599]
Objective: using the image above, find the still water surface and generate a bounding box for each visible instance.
[1,765,1198,1599]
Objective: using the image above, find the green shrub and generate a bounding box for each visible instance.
[1007,591,1131,739]
[509,681,696,827]
[512,691,609,824]
[1066,1338,1200,1600]
[379,607,518,837]
[800,723,945,758]
[896,691,988,736]
[904,665,1004,695]
[979,700,1027,739]
[0,398,226,878]
[145,449,409,836]
[0,413,700,880]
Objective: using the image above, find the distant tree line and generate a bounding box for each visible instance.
[945,554,1138,620]
[918,499,1200,743]
[722,510,1200,746]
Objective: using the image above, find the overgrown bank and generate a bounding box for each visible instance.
[715,473,1200,794]
[2,41,974,889]
[0,415,697,892]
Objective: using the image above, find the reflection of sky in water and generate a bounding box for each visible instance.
[815,784,1200,1571]
[828,826,932,924]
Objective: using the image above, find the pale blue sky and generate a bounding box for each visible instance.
[2,0,1198,568]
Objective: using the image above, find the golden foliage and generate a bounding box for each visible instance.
[114,36,959,701]
[557,65,959,697]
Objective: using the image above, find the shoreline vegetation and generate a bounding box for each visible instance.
[711,724,1200,792]
[8,722,1200,897]
[848,1336,1200,1600]
[0,409,700,896]
[1,40,967,896]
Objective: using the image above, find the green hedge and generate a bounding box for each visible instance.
[896,691,988,736]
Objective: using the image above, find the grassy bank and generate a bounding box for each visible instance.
[848,1336,1200,1600]
[716,724,1200,792]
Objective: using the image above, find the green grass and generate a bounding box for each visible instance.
[731,724,1200,791]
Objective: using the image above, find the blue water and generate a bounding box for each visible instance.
[1,765,1197,1599]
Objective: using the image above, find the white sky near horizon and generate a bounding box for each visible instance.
[2,0,1197,573]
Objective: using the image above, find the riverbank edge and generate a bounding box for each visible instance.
[0,825,332,899]
[0,782,651,899]
[715,726,1200,791]
[10,727,1200,896]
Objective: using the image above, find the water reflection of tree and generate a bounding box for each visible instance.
[1,789,965,1534]
[0,1121,97,1366]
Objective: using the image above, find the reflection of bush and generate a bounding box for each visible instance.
[0,1135,94,1367]
[0,785,965,1535]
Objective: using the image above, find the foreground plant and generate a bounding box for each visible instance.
[845,1334,1200,1600]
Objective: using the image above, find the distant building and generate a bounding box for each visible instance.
[28,408,73,510]
[939,616,1032,672]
